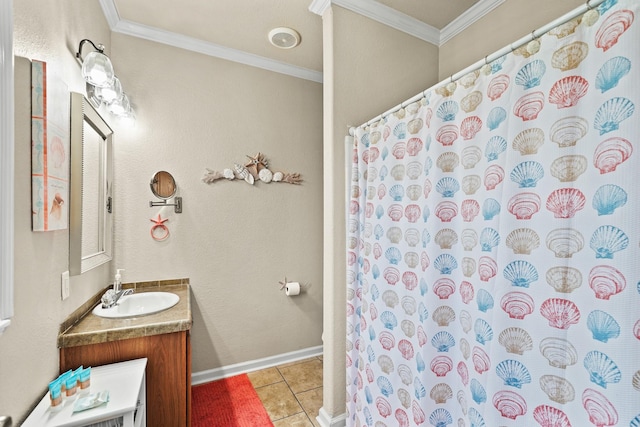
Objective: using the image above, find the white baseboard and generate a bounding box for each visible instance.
[191,345,323,385]
[316,407,347,427]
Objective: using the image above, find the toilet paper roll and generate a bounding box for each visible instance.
[285,282,300,296]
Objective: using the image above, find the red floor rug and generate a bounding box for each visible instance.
[192,374,274,427]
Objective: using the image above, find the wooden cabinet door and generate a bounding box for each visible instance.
[60,332,190,427]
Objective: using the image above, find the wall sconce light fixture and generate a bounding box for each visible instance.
[76,39,134,121]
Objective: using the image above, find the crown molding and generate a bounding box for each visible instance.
[99,0,323,83]
[440,0,506,45]
[332,0,440,45]
[98,0,507,82]
[309,0,332,16]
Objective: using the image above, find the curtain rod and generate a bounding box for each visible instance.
[349,0,606,135]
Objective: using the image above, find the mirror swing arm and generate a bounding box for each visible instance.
[149,197,182,213]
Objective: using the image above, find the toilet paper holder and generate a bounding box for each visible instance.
[278,276,307,296]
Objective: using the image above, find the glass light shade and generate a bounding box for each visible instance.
[95,76,122,104]
[108,93,131,116]
[82,51,115,88]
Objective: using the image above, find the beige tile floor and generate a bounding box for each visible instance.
[247,356,323,427]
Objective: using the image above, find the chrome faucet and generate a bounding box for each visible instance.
[101,288,134,309]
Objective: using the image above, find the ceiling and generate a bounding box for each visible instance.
[104,0,499,82]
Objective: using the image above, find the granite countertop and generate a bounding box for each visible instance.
[58,278,192,348]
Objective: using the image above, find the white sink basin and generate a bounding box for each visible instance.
[93,292,180,318]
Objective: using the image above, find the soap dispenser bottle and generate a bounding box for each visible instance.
[114,269,125,293]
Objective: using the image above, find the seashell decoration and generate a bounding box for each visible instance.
[412,401,426,425]
[539,375,575,404]
[407,118,423,135]
[545,266,582,293]
[470,378,487,404]
[498,327,533,355]
[512,127,545,155]
[515,59,546,89]
[550,155,587,182]
[496,359,531,388]
[487,74,510,101]
[436,124,459,146]
[596,56,631,92]
[595,9,635,52]
[486,106,507,130]
[493,390,527,420]
[460,116,482,140]
[592,184,627,215]
[461,199,481,222]
[459,280,475,305]
[474,318,494,344]
[432,331,456,352]
[391,142,406,160]
[428,408,452,427]
[583,350,622,388]
[406,137,423,156]
[461,145,483,169]
[513,91,545,121]
[479,227,500,252]
[539,336,578,368]
[581,388,619,427]
[435,201,458,223]
[430,355,453,377]
[478,256,498,282]
[430,383,453,404]
[435,228,458,249]
[432,305,456,326]
[510,161,544,188]
[587,310,621,343]
[472,346,491,374]
[461,91,483,113]
[435,177,460,198]
[462,175,481,195]
[485,136,507,162]
[476,288,494,312]
[437,152,460,172]
[484,164,505,190]
[551,41,589,71]
[507,192,541,220]
[437,100,459,122]
[461,230,478,252]
[548,75,589,109]
[506,228,540,255]
[549,17,582,38]
[482,198,501,220]
[406,161,423,180]
[545,188,586,218]
[459,310,473,334]
[593,136,633,173]
[550,116,589,147]
[539,298,581,329]
[589,264,626,300]
[594,97,635,135]
[533,405,572,427]
[589,225,629,258]
[501,291,535,319]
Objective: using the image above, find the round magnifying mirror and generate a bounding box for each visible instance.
[150,171,176,200]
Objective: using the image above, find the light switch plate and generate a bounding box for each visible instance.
[61,271,70,300]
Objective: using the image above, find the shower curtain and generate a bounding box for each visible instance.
[346,1,640,426]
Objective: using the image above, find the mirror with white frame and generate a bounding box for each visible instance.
[69,92,113,276]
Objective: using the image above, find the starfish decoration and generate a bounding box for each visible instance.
[150,214,168,226]
[278,276,288,291]
[245,152,269,176]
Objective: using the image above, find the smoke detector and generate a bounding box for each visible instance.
[268,27,301,49]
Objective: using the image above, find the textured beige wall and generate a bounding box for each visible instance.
[109,33,323,372]
[438,0,583,79]
[1,0,112,422]
[321,5,439,419]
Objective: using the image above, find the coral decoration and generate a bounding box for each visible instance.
[202,152,302,186]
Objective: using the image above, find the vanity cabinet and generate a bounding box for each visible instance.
[60,330,191,427]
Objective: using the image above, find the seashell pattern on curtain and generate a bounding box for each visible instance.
[346,0,640,425]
